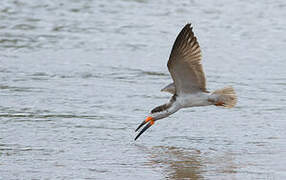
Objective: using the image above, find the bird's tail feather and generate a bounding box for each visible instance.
[211,86,237,108]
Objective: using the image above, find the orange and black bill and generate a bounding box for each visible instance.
[135,116,154,141]
[135,122,152,141]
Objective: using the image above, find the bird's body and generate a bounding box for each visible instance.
[135,23,237,140]
[161,83,212,107]
[178,92,212,108]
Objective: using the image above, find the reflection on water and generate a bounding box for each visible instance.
[142,146,203,179]
[140,145,277,179]
[1,0,286,179]
[138,145,242,179]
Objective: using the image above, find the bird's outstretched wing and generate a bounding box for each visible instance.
[167,23,207,95]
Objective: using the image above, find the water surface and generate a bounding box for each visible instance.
[1,0,286,179]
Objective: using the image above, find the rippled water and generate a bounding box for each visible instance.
[1,0,286,179]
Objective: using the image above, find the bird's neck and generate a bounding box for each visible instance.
[151,95,181,120]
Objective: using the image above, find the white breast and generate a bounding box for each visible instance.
[177,92,212,108]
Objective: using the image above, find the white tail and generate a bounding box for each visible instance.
[211,86,237,108]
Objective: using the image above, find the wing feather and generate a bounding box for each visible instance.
[167,23,207,94]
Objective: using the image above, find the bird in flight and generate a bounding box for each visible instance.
[135,23,237,141]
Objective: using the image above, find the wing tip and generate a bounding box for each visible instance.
[182,23,195,36]
[185,22,193,28]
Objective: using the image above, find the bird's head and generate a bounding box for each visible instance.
[134,111,170,141]
[134,96,178,141]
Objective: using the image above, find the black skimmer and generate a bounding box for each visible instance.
[135,23,237,141]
